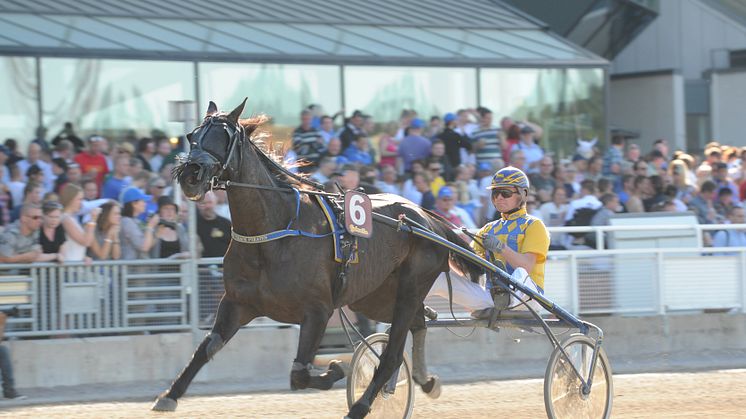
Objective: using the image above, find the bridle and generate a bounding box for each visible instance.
[186,114,244,183]
[182,113,340,244]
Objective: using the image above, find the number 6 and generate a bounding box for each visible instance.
[350,194,366,226]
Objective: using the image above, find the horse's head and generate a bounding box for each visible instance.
[176,99,247,201]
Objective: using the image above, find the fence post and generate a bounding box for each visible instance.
[569,254,579,315]
[656,251,665,315]
[741,250,746,314]
[188,259,201,341]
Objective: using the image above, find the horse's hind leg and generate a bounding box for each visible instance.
[347,265,431,418]
[152,296,256,411]
[410,308,441,399]
[290,308,345,391]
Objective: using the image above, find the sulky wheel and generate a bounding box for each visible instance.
[346,332,415,419]
[544,334,613,419]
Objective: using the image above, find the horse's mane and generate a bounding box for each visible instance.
[238,115,325,192]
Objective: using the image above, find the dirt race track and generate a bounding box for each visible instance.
[3,369,746,418]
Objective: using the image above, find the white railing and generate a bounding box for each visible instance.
[2,224,746,338]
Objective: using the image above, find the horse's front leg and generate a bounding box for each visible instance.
[152,296,256,411]
[290,308,345,391]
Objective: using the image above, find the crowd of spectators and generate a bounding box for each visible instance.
[0,126,233,264]
[285,104,746,249]
[2,104,746,262]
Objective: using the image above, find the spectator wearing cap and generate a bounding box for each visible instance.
[511,125,544,174]
[151,196,189,259]
[17,142,54,192]
[343,134,374,166]
[59,183,100,262]
[119,187,160,260]
[292,109,326,172]
[437,112,472,169]
[74,135,109,191]
[339,110,366,151]
[398,118,431,173]
[0,203,59,263]
[102,155,132,201]
[470,107,502,167]
[433,186,476,230]
[89,201,122,261]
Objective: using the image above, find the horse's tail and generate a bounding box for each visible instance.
[426,214,483,283]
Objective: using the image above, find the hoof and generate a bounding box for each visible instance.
[151,396,178,411]
[328,360,346,381]
[422,375,442,399]
[346,401,371,419]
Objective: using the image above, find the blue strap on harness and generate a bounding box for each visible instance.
[230,188,333,244]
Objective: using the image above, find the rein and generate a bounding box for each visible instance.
[188,116,342,245]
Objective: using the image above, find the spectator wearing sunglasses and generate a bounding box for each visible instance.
[0,203,59,263]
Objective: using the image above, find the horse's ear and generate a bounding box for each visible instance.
[227,98,247,123]
[206,101,218,117]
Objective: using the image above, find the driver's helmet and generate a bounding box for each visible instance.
[487,166,530,191]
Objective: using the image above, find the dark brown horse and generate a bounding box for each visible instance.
[152,100,481,418]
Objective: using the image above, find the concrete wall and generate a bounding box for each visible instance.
[612,0,746,80]
[609,72,686,151]
[711,70,746,146]
[8,327,300,389]
[7,313,746,389]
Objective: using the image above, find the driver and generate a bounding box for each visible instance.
[427,166,550,318]
[470,166,550,319]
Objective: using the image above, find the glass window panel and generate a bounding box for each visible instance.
[0,57,38,143]
[340,27,453,57]
[198,63,341,138]
[480,68,605,158]
[344,66,477,124]
[41,59,196,139]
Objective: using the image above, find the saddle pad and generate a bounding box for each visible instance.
[316,195,359,264]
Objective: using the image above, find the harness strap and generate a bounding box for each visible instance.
[230,188,333,244]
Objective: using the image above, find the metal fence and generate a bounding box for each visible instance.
[2,224,746,338]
